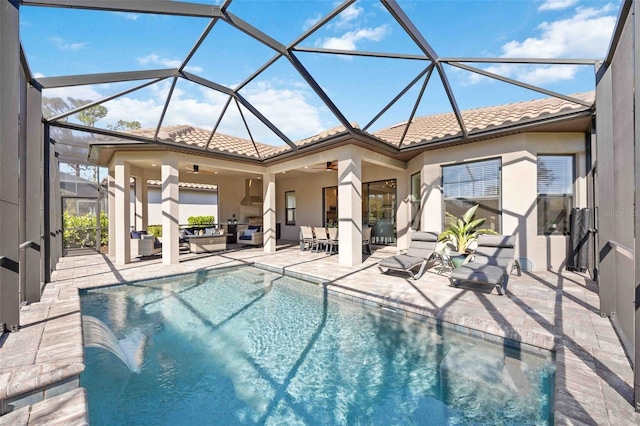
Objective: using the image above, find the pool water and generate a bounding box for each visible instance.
[80,266,554,425]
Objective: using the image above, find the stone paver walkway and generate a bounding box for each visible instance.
[0,242,637,425]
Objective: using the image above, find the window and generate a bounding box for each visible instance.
[323,186,338,227]
[410,172,421,230]
[285,191,296,225]
[442,158,501,232]
[537,155,574,234]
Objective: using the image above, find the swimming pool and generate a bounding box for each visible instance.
[80,266,554,425]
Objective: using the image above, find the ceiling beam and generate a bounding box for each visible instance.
[286,51,354,133]
[36,69,176,88]
[288,0,356,47]
[222,9,286,54]
[181,71,234,96]
[363,64,433,132]
[293,46,428,61]
[21,0,224,18]
[235,92,296,150]
[382,0,467,138]
[398,67,434,148]
[449,62,593,107]
[440,57,598,65]
[47,76,169,122]
[154,77,178,139]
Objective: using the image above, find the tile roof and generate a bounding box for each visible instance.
[127,125,280,159]
[146,179,217,190]
[112,93,594,160]
[372,92,595,147]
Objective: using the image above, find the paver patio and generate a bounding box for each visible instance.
[0,243,637,425]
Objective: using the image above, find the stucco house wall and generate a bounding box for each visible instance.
[275,163,409,243]
[146,188,218,226]
[418,132,588,271]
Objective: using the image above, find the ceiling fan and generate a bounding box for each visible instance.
[185,164,217,175]
[308,161,338,171]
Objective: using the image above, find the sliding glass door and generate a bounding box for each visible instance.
[323,180,397,244]
[363,180,397,244]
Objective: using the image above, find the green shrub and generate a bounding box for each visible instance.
[187,215,215,226]
[64,211,108,248]
[147,225,162,237]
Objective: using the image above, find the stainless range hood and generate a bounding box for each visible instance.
[240,178,263,205]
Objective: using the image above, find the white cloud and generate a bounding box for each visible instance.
[501,5,617,59]
[303,13,323,30]
[49,36,87,51]
[243,81,324,139]
[319,25,389,50]
[333,3,364,30]
[538,0,579,11]
[464,4,617,86]
[466,63,579,86]
[43,85,103,102]
[137,54,203,73]
[113,12,139,20]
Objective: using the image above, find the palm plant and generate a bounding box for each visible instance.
[438,204,497,253]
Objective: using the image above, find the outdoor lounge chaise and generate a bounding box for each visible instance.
[448,235,521,295]
[378,231,439,279]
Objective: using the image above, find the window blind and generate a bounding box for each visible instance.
[537,156,573,195]
[443,159,500,198]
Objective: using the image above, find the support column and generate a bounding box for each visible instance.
[43,129,51,282]
[114,158,131,265]
[263,173,276,253]
[633,0,640,412]
[135,174,148,231]
[338,147,362,267]
[0,0,21,332]
[108,168,116,258]
[53,154,62,265]
[24,81,43,302]
[161,157,179,265]
[396,169,410,249]
[49,146,58,271]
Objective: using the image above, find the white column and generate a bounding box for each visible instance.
[108,168,116,258]
[396,169,410,249]
[263,173,276,253]
[135,173,148,231]
[338,147,362,266]
[161,157,180,265]
[114,158,131,265]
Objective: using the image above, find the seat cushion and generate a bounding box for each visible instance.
[130,230,147,239]
[450,262,505,284]
[379,254,424,270]
[239,235,251,241]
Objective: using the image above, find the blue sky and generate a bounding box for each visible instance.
[20,0,621,146]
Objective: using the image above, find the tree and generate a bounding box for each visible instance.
[107,119,141,131]
[75,104,108,128]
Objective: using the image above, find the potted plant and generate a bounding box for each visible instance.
[438,204,497,268]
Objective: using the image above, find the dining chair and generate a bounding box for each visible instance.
[327,227,339,254]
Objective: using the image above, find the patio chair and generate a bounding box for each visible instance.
[237,226,263,246]
[362,226,372,254]
[326,227,339,254]
[377,231,439,279]
[314,227,329,253]
[300,226,316,251]
[448,235,521,295]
